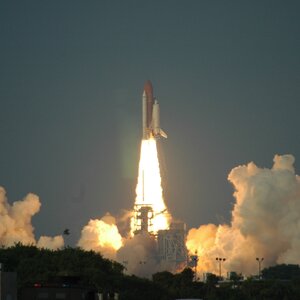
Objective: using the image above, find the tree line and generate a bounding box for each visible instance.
[1,244,300,300]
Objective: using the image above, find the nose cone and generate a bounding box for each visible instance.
[144,80,153,95]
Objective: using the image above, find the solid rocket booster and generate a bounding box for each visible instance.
[142,80,167,139]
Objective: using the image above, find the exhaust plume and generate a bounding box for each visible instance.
[0,187,64,249]
[186,154,300,276]
[132,139,170,234]
[77,214,123,259]
[77,138,173,276]
[116,232,160,277]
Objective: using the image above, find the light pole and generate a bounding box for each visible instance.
[256,257,264,279]
[216,257,226,279]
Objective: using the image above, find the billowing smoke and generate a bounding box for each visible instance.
[77,214,123,260]
[77,213,167,277]
[116,232,160,277]
[76,213,164,277]
[186,154,300,276]
[76,154,300,278]
[5,150,296,278]
[76,138,173,276]
[0,187,64,249]
[37,236,64,250]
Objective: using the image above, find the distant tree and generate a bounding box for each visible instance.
[259,280,293,300]
[262,264,300,280]
[3,245,300,300]
[0,244,170,299]
[206,273,219,286]
[152,268,205,300]
[229,271,243,287]
[152,271,174,289]
[174,267,194,286]
[120,275,166,300]
[0,244,125,291]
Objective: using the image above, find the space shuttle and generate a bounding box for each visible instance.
[142,80,167,140]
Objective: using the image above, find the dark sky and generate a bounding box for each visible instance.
[1,1,299,245]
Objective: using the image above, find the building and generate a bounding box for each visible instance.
[0,270,17,300]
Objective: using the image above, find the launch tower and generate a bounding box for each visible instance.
[133,204,154,235]
[157,222,187,269]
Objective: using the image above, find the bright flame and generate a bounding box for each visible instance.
[132,139,169,234]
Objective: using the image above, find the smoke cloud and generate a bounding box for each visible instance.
[0,187,64,249]
[5,152,298,278]
[78,213,166,277]
[77,214,123,260]
[186,154,300,276]
[116,232,160,277]
[77,154,300,277]
[37,236,64,250]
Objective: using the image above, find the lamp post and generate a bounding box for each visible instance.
[256,257,264,279]
[216,257,226,279]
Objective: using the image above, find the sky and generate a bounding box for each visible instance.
[0,1,299,245]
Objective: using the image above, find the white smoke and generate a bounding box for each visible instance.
[37,235,64,250]
[77,214,123,260]
[0,187,64,249]
[186,154,300,276]
[116,232,161,277]
[78,213,166,277]
[77,154,300,277]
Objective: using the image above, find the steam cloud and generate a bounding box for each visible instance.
[2,153,300,278]
[116,232,160,277]
[77,214,123,260]
[77,214,167,277]
[186,154,300,276]
[79,154,300,278]
[37,236,64,250]
[0,187,64,249]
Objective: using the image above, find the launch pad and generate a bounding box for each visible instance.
[133,204,154,235]
[133,203,188,270]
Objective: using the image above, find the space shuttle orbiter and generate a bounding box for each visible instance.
[142,80,167,140]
